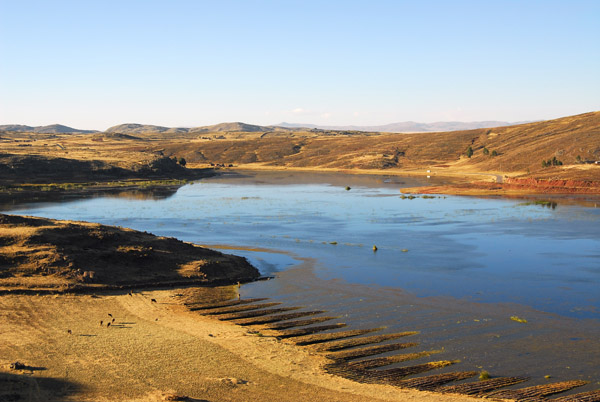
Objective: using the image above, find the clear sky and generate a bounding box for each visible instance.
[1,0,598,130]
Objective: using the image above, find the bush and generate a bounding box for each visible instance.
[466,146,473,158]
[178,157,187,166]
[483,147,489,155]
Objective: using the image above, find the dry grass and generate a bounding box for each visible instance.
[0,214,259,292]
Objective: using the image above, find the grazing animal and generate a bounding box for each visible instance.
[67,329,72,335]
[100,320,103,326]
[108,313,113,318]
[106,322,111,328]
[128,291,133,296]
[151,298,157,303]
[111,318,115,323]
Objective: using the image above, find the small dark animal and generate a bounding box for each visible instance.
[112,318,115,323]
[108,313,113,318]
[128,291,133,296]
[151,298,157,303]
[100,320,103,326]
[106,322,111,328]
[67,329,72,335]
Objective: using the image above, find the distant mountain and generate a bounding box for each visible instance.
[1,120,530,136]
[190,122,274,133]
[0,124,97,134]
[105,122,282,134]
[104,123,172,134]
[276,121,524,133]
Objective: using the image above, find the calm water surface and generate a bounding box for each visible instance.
[5,171,600,382]
[7,171,599,318]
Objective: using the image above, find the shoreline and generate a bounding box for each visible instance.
[0,288,483,402]
[213,164,600,198]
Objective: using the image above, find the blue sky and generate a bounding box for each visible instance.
[1,0,598,130]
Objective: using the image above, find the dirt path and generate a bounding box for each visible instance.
[0,290,482,402]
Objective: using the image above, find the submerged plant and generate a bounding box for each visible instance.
[479,371,490,380]
[510,316,527,323]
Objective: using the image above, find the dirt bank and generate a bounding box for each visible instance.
[402,177,600,197]
[0,214,260,292]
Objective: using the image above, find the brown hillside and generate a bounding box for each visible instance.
[161,111,600,180]
[2,112,599,186]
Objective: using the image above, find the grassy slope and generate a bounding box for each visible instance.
[2,111,599,184]
[162,112,600,181]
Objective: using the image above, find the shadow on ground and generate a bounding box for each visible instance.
[0,371,81,402]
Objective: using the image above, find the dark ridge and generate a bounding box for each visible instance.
[485,380,588,400]
[313,331,419,352]
[552,390,600,402]
[292,328,383,346]
[342,351,441,370]
[186,298,268,309]
[201,302,282,315]
[326,342,419,361]
[275,323,347,338]
[216,306,301,320]
[437,376,530,396]
[264,316,338,330]
[326,360,455,384]
[396,371,478,390]
[231,310,326,326]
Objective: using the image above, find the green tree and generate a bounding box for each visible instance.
[483,147,489,155]
[466,146,473,158]
[576,155,582,163]
[178,157,187,166]
[491,150,498,157]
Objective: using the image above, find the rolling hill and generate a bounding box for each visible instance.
[0,124,97,134]
[276,120,524,133]
[161,111,600,181]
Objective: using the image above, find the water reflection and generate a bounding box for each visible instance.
[0,184,182,212]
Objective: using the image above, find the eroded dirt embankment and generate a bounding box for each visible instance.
[502,177,600,193]
[403,177,600,197]
[0,214,260,292]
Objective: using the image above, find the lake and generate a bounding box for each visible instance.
[4,170,600,384]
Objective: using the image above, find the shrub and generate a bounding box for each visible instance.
[491,150,498,157]
[178,157,187,166]
[483,147,489,155]
[466,146,473,158]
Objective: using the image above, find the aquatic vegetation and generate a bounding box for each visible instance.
[401,249,409,252]
[479,370,491,380]
[510,316,528,323]
[329,241,338,245]
[372,245,378,252]
[345,186,351,191]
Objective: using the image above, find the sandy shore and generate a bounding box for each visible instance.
[0,288,483,402]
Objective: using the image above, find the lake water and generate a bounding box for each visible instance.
[4,170,600,383]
